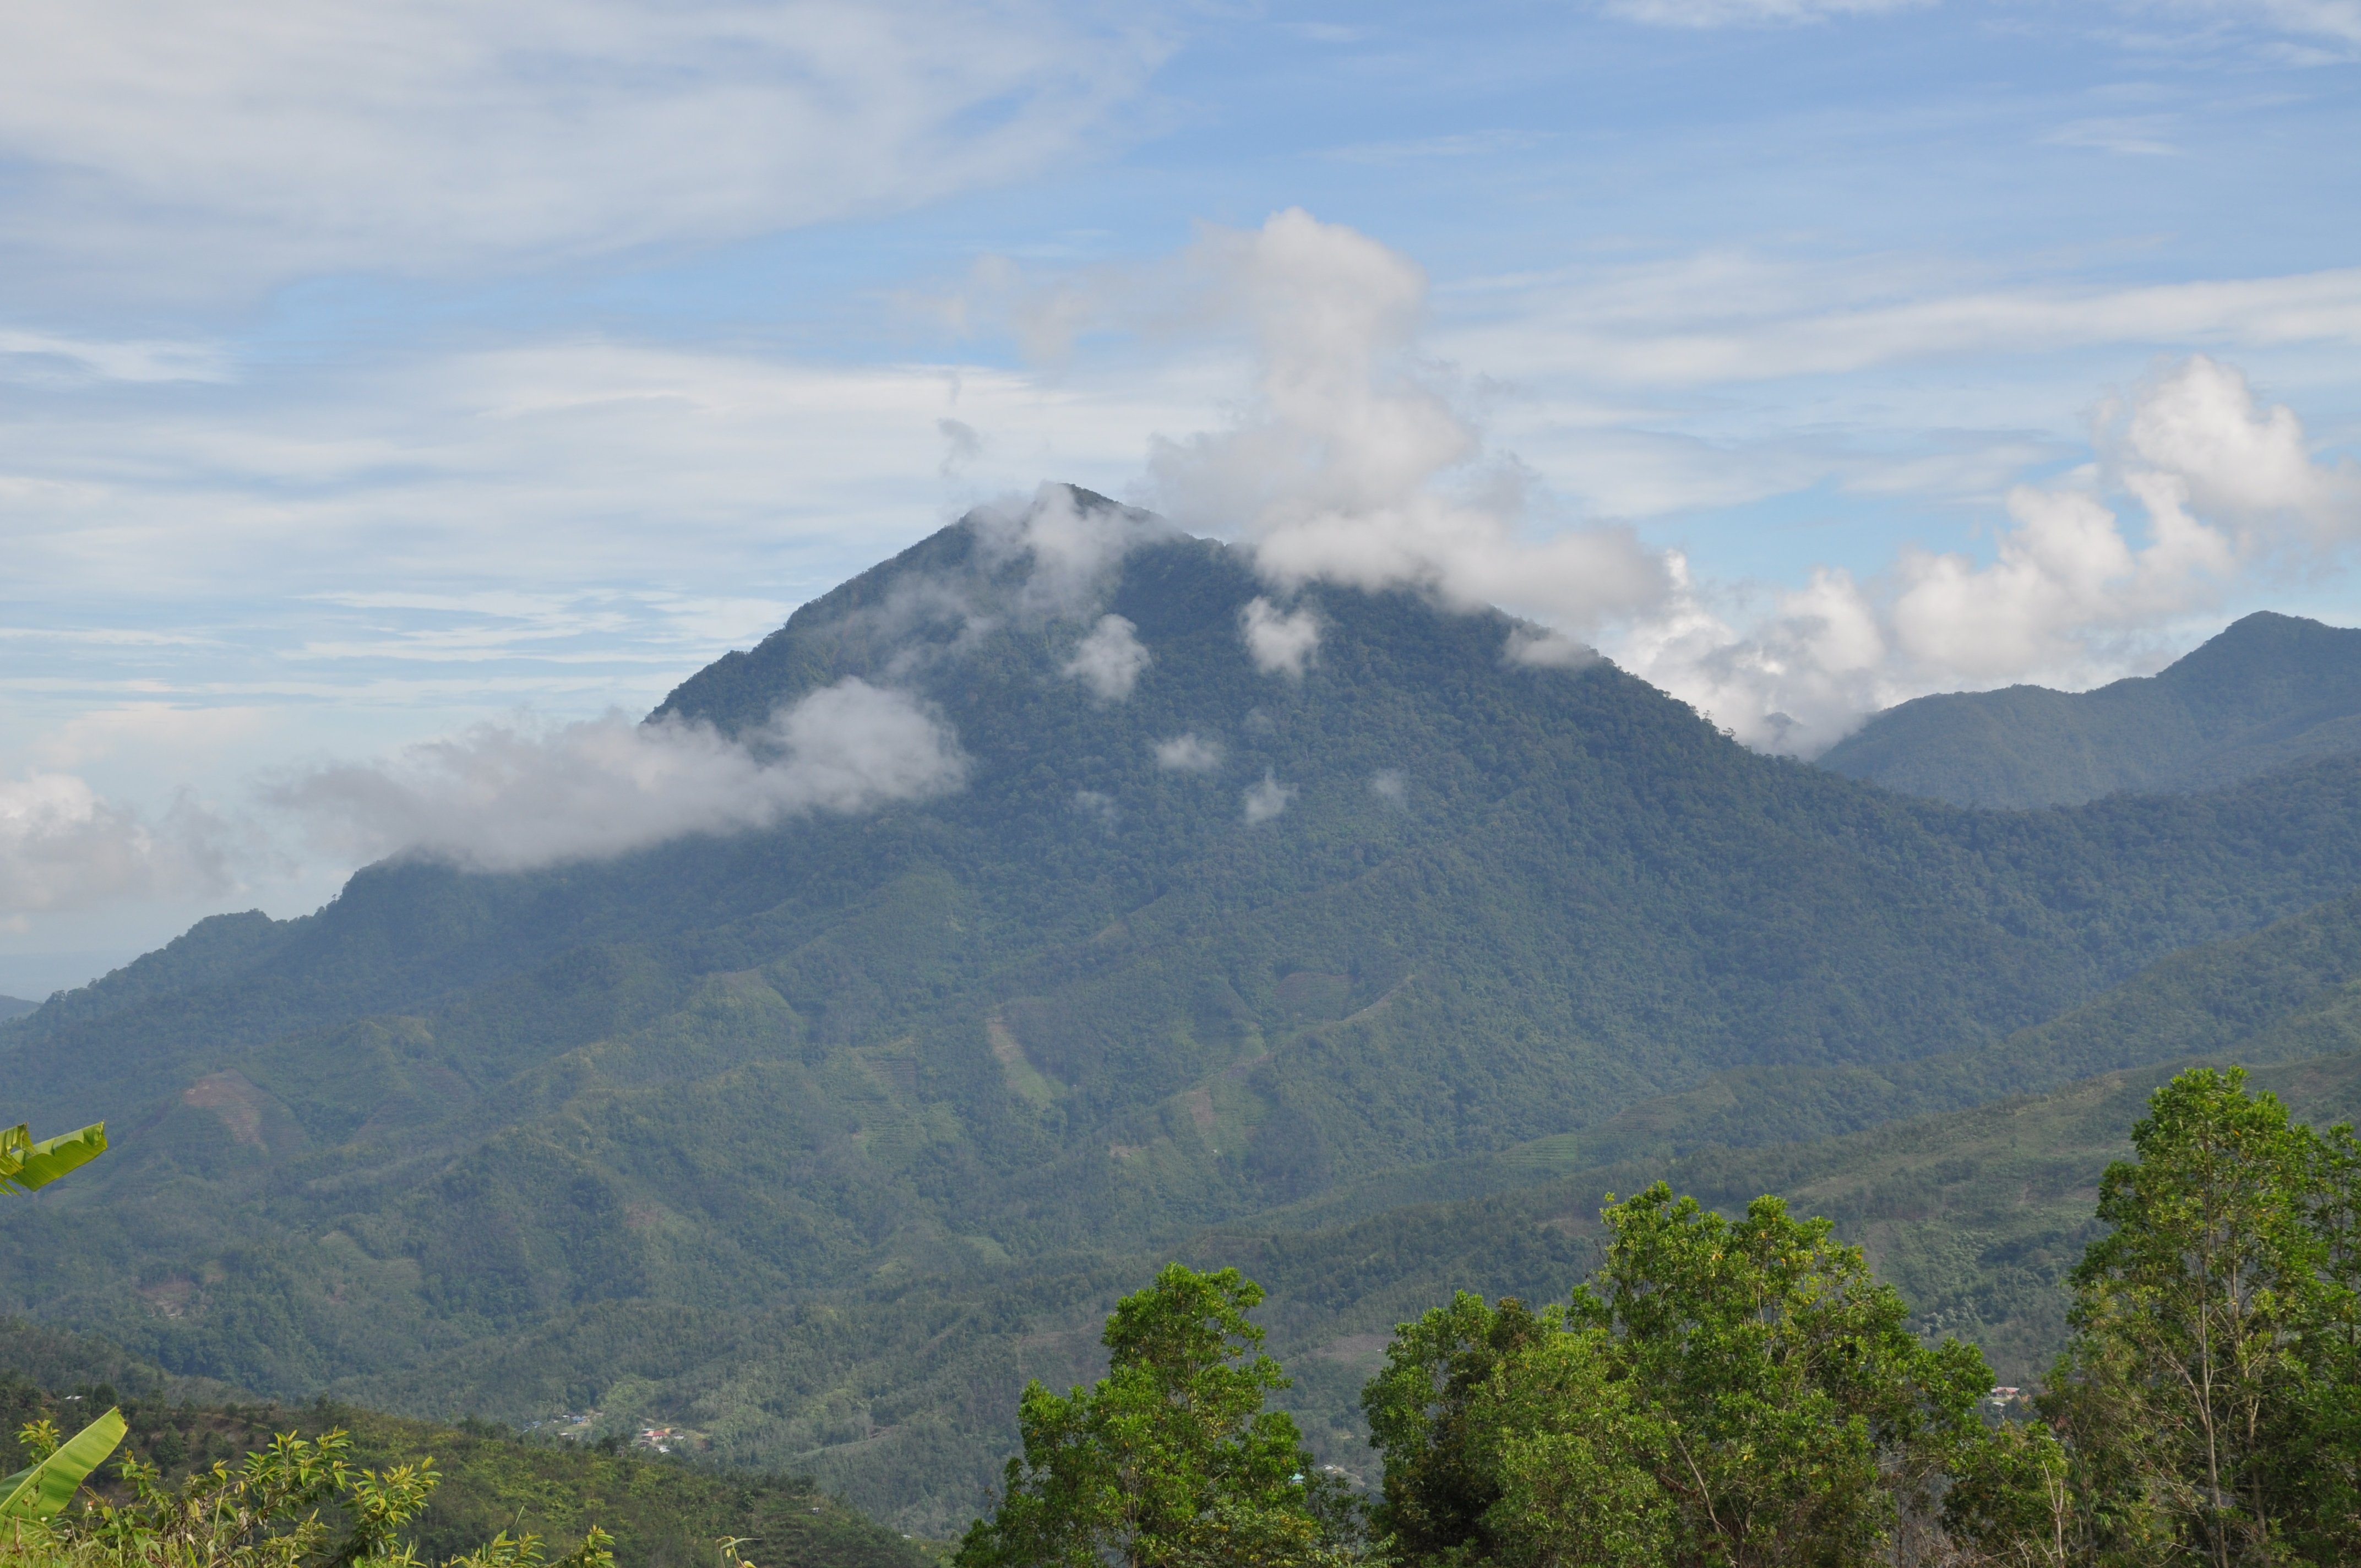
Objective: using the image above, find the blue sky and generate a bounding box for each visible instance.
[3,0,2358,992]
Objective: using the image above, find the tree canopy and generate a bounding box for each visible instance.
[954,1264,1351,1568]
[962,1068,2361,1566]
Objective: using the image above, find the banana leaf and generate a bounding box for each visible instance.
[0,1121,107,1194]
[0,1407,127,1522]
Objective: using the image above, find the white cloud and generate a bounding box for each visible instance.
[972,483,1174,618]
[266,678,967,872]
[1241,771,1294,825]
[1618,561,1899,754]
[1370,769,1407,805]
[1063,613,1151,700]
[1147,210,1670,641]
[1624,356,2361,752]
[1153,732,1223,771]
[1240,598,1323,679]
[0,772,237,914]
[961,217,2361,758]
[0,0,1167,302]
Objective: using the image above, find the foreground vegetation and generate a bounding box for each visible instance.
[957,1067,2361,1565]
[0,1382,933,1568]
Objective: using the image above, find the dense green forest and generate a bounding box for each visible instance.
[8,496,2361,1529]
[1818,610,2361,807]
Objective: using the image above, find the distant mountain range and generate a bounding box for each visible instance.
[6,493,2361,1531]
[0,995,36,1022]
[1818,611,2361,807]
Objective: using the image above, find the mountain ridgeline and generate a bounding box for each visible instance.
[7,490,2361,1531]
[1818,609,2361,807]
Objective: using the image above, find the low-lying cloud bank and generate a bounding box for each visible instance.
[0,677,969,917]
[266,677,966,873]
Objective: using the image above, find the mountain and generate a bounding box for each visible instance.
[358,889,2361,1510]
[0,995,36,1022]
[1818,611,2361,807]
[7,491,2361,1529]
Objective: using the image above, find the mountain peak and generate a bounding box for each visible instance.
[1820,612,2361,808]
[653,484,1180,736]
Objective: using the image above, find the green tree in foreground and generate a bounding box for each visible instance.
[953,1263,1350,1568]
[952,1070,2361,1566]
[2041,1066,2361,1566]
[1365,1185,1995,1567]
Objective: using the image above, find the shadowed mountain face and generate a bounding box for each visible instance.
[6,493,2361,1529]
[1818,612,2361,808]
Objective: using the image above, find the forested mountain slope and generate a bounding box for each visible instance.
[1818,611,2361,807]
[7,491,2361,1531]
[286,880,2361,1528]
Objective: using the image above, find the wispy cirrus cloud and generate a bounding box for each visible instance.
[1450,257,2361,389]
[1323,129,1546,165]
[2147,0,2361,47]
[2045,115,2183,155]
[1604,0,2361,46]
[1601,0,1927,26]
[0,0,1169,303]
[0,329,231,384]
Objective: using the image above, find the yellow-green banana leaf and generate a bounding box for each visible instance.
[0,1407,127,1522]
[0,1122,107,1194]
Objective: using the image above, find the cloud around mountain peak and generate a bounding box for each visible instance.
[1634,354,2361,753]
[265,678,968,874]
[1091,210,2361,758]
[1146,209,1673,644]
